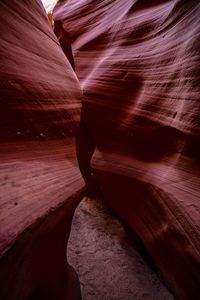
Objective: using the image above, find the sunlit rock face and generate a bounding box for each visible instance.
[53,1,200,299]
[41,0,58,13]
[0,1,84,299]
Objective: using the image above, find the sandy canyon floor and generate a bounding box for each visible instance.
[68,197,174,300]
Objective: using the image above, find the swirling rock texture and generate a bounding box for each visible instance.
[0,1,84,299]
[53,1,200,299]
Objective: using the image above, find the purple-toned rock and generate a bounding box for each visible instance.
[53,1,200,299]
[0,1,84,299]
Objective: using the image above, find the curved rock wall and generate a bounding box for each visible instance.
[1,0,200,299]
[53,1,200,299]
[53,0,200,144]
[0,0,82,140]
[0,1,84,299]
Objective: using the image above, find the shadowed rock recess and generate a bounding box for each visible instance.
[0,0,200,300]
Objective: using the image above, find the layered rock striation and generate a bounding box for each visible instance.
[53,1,200,299]
[1,0,200,299]
[0,1,84,299]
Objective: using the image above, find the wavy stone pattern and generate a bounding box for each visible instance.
[53,1,200,299]
[0,0,82,140]
[0,1,84,299]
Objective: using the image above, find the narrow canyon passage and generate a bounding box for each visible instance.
[1,1,200,299]
[68,197,174,300]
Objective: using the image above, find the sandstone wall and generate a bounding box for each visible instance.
[53,1,200,299]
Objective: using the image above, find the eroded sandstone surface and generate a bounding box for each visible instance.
[53,1,200,299]
[0,1,84,299]
[0,0,200,299]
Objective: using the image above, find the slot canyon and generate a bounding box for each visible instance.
[0,1,200,299]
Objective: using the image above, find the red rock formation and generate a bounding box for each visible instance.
[53,1,200,299]
[0,1,84,299]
